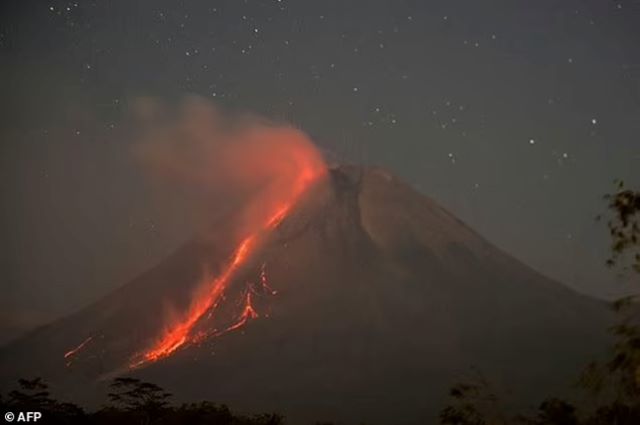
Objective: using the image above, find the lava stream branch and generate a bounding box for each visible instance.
[217,291,259,336]
[130,235,258,368]
[63,336,95,367]
[130,166,325,369]
[64,336,94,359]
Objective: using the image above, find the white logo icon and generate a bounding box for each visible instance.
[4,412,42,422]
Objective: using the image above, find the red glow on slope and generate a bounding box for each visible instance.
[64,336,93,359]
[131,141,325,369]
[259,262,277,295]
[63,336,94,366]
[189,266,275,345]
[222,291,259,334]
[132,235,258,367]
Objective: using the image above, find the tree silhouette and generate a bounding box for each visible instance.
[174,401,234,424]
[4,378,85,423]
[1,376,290,424]
[101,377,173,424]
[600,180,640,274]
[439,373,507,425]
[530,398,579,425]
[440,182,640,425]
[107,377,173,412]
[7,378,54,410]
[578,182,640,423]
[248,412,286,425]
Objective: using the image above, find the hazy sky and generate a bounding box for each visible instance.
[1,0,639,340]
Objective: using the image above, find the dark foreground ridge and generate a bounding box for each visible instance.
[0,165,612,425]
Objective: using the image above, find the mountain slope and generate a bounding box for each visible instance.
[0,165,611,424]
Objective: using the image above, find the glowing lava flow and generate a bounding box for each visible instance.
[131,163,324,369]
[64,336,94,366]
[64,336,94,359]
[259,262,277,296]
[221,291,259,335]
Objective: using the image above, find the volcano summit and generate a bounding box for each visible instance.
[0,165,610,424]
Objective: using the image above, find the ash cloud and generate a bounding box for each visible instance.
[130,96,326,242]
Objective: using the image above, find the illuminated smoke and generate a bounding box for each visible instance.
[131,96,327,239]
[128,97,326,368]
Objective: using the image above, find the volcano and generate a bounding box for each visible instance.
[0,165,611,424]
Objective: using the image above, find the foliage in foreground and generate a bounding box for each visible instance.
[0,377,286,425]
[2,184,638,425]
[440,182,640,425]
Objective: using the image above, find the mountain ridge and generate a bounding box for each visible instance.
[0,164,612,424]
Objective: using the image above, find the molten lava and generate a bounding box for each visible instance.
[259,262,277,296]
[64,336,94,359]
[63,336,94,366]
[131,154,325,369]
[221,291,259,334]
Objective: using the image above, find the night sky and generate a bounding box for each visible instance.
[1,0,639,341]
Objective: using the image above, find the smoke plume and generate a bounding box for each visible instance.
[125,96,327,366]
[130,96,327,242]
